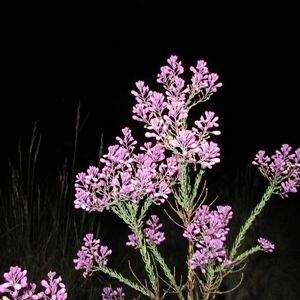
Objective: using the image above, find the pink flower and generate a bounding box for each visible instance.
[258,238,275,253]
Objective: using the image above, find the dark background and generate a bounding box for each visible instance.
[1,0,299,178]
[1,2,300,298]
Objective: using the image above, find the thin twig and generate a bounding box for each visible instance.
[192,181,208,212]
[217,272,244,295]
[163,208,185,229]
[128,260,148,291]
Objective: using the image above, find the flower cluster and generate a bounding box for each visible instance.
[102,287,125,300]
[74,128,180,212]
[131,55,222,167]
[72,55,290,298]
[253,144,300,197]
[183,205,233,273]
[258,237,275,253]
[126,215,165,247]
[0,266,67,300]
[73,233,112,278]
[74,128,179,212]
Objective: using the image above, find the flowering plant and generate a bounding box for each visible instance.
[0,266,67,300]
[73,55,300,299]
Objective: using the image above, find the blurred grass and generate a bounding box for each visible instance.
[0,106,107,300]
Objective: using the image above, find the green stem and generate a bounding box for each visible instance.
[111,202,158,296]
[230,183,276,260]
[99,265,155,298]
[187,240,196,300]
[178,162,191,211]
[134,226,159,296]
[190,166,206,206]
[149,245,184,300]
[232,245,261,264]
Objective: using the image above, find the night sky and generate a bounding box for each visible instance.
[1,1,299,178]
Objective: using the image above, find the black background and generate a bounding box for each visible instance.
[1,0,299,177]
